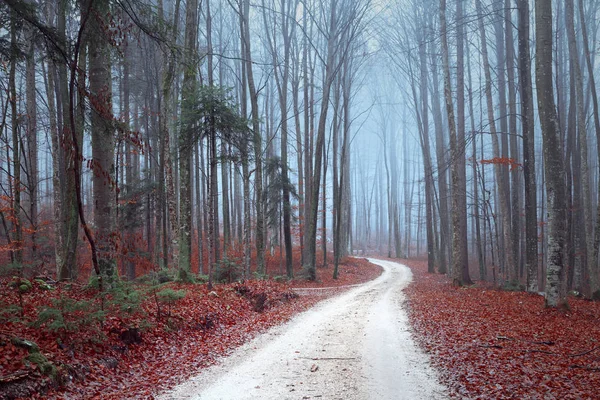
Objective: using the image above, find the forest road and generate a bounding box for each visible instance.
[158,259,447,400]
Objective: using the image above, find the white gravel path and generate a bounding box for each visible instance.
[158,258,447,400]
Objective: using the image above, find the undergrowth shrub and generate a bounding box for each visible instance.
[0,262,22,277]
[30,296,106,343]
[108,280,143,315]
[0,302,22,323]
[155,288,186,320]
[252,271,269,281]
[137,269,175,284]
[215,258,242,283]
[9,277,33,317]
[502,280,524,292]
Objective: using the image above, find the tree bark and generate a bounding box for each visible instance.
[535,0,568,307]
[517,0,538,293]
[177,0,199,280]
[25,19,38,262]
[242,0,265,275]
[9,10,22,265]
[578,0,600,296]
[89,0,116,287]
[440,0,471,286]
[505,0,521,281]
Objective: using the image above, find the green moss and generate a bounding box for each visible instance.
[34,278,55,291]
[25,352,56,377]
[12,337,39,352]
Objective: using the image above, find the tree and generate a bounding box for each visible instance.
[303,0,371,280]
[440,0,471,286]
[576,0,600,297]
[535,0,567,307]
[89,0,117,287]
[261,0,299,279]
[9,7,22,265]
[158,0,181,273]
[177,0,199,281]
[25,4,38,262]
[475,0,511,283]
[517,0,538,293]
[241,0,266,276]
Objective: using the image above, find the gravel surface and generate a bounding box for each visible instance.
[158,259,447,400]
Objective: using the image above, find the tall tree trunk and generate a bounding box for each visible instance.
[476,0,512,284]
[535,0,568,307]
[58,0,79,279]
[262,0,297,278]
[158,0,181,272]
[578,0,600,296]
[466,41,486,280]
[238,3,251,278]
[242,0,265,275]
[178,0,199,280]
[45,59,67,278]
[292,58,304,267]
[195,142,204,274]
[517,0,538,293]
[566,0,596,297]
[430,46,449,274]
[122,41,136,281]
[455,0,471,284]
[411,25,435,273]
[9,10,22,265]
[303,1,341,280]
[492,0,512,281]
[505,0,521,282]
[89,0,116,287]
[25,20,38,262]
[440,0,471,285]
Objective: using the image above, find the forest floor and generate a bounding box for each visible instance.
[5,256,599,399]
[403,258,600,399]
[0,258,381,400]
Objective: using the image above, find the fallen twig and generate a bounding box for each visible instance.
[570,346,600,357]
[526,349,559,355]
[569,364,600,372]
[532,341,555,345]
[496,336,554,346]
[478,344,503,349]
[0,371,30,384]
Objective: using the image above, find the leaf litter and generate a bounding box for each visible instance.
[0,257,382,399]
[402,258,600,399]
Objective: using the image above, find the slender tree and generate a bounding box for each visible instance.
[517,0,538,293]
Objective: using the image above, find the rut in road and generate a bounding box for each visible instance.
[159,259,447,400]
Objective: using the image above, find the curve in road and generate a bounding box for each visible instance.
[159,258,447,400]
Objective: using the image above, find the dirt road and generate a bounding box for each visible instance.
[159,259,447,400]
